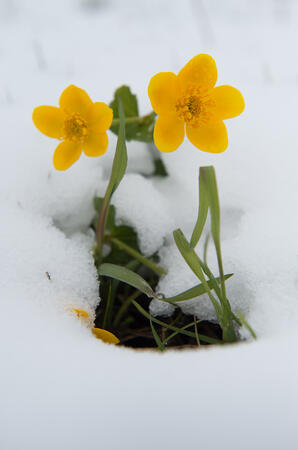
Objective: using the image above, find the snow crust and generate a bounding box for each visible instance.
[1,0,298,448]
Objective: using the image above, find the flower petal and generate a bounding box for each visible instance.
[53,140,82,170]
[32,106,65,139]
[72,308,89,318]
[92,328,120,344]
[178,54,217,91]
[186,121,228,153]
[87,102,113,132]
[209,85,245,119]
[148,72,179,114]
[83,131,108,157]
[153,114,185,152]
[59,85,92,117]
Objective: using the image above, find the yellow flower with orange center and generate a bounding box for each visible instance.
[33,85,113,170]
[148,54,245,153]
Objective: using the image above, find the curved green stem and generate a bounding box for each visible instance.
[110,237,166,277]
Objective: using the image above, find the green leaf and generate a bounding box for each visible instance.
[95,100,127,261]
[200,167,224,293]
[149,315,165,351]
[110,85,156,142]
[163,274,233,303]
[132,112,156,142]
[110,85,139,141]
[110,85,139,119]
[200,167,236,340]
[104,225,140,266]
[190,167,209,248]
[237,311,257,339]
[111,225,139,249]
[173,229,222,318]
[153,158,168,177]
[105,97,127,199]
[98,263,155,298]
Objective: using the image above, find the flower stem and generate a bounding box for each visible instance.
[111,111,156,127]
[96,192,110,263]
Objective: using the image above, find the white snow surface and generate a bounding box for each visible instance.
[1,0,298,448]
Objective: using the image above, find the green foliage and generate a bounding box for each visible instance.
[190,167,209,248]
[153,157,168,177]
[132,300,222,345]
[92,155,255,348]
[105,97,127,199]
[99,263,156,298]
[173,165,256,343]
[93,197,115,231]
[149,315,165,351]
[164,274,233,303]
[96,97,127,260]
[110,85,156,142]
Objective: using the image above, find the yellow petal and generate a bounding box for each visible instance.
[87,102,113,132]
[72,308,89,318]
[83,131,108,157]
[32,106,65,139]
[59,85,92,118]
[92,328,120,345]
[209,85,245,119]
[148,72,179,114]
[186,121,228,153]
[153,114,185,152]
[178,54,217,91]
[53,140,82,170]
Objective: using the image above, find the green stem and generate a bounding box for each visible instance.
[110,237,166,277]
[111,111,156,127]
[132,300,222,345]
[113,290,141,328]
[102,281,112,329]
[162,318,201,346]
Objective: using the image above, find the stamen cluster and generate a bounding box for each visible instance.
[64,113,89,142]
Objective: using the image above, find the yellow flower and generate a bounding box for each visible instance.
[33,85,113,170]
[148,54,245,153]
[72,308,120,345]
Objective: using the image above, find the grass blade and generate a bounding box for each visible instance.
[193,315,201,347]
[163,274,233,303]
[149,315,165,351]
[99,263,155,298]
[162,319,201,346]
[200,166,227,304]
[190,168,209,248]
[200,167,237,342]
[173,229,222,319]
[106,97,127,198]
[237,311,257,339]
[132,300,222,345]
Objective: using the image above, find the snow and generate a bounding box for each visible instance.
[1,0,298,449]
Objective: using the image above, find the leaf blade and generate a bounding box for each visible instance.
[163,274,233,303]
[98,263,155,298]
[190,168,209,248]
[106,97,127,198]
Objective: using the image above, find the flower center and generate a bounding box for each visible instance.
[176,87,215,127]
[64,113,88,142]
[176,94,201,126]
